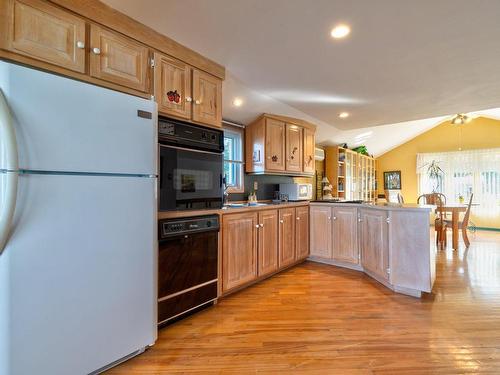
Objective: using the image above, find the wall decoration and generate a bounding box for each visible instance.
[384,170,401,190]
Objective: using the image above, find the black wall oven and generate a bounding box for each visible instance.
[158,117,224,211]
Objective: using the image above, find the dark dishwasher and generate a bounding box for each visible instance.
[158,215,219,325]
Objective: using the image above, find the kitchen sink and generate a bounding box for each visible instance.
[223,202,269,208]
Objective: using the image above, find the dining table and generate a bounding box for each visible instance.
[435,203,479,250]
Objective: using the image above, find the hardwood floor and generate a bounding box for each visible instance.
[108,230,500,374]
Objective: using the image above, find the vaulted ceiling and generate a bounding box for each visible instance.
[102,0,500,155]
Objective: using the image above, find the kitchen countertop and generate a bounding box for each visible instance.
[310,201,434,212]
[158,201,310,220]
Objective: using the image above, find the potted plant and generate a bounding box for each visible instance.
[425,160,444,192]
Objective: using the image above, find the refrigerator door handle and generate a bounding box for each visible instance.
[0,90,19,255]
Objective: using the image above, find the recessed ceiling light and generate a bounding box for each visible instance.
[331,24,351,39]
[338,112,350,119]
[232,97,243,107]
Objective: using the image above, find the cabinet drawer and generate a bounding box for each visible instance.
[3,0,86,73]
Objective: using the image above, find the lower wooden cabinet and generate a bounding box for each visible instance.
[257,210,279,277]
[222,205,309,294]
[279,207,296,268]
[295,206,310,260]
[310,206,333,258]
[222,212,258,293]
[359,208,389,281]
[332,207,359,264]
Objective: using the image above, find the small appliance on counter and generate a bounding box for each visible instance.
[158,215,219,325]
[158,117,224,211]
[278,183,313,201]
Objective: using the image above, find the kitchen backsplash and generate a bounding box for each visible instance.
[229,174,315,202]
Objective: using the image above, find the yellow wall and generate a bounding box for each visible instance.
[376,116,500,228]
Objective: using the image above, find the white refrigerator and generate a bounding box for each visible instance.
[0,61,158,375]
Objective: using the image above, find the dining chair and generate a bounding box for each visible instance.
[418,193,447,249]
[443,194,474,248]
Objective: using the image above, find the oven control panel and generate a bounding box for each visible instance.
[159,215,220,239]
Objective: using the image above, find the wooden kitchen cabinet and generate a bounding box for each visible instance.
[295,206,310,260]
[154,52,192,120]
[222,212,258,292]
[310,205,332,258]
[89,24,149,92]
[265,118,286,171]
[2,0,86,73]
[279,208,296,268]
[332,207,359,264]
[359,208,389,281]
[285,124,303,172]
[192,69,222,127]
[257,210,279,277]
[246,114,316,176]
[303,128,315,174]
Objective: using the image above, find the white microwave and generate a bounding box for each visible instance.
[279,183,313,201]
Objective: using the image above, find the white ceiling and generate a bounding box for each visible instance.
[102,0,500,155]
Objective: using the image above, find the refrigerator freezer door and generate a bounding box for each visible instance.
[0,61,157,175]
[0,173,157,375]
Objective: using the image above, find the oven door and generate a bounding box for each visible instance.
[159,144,223,211]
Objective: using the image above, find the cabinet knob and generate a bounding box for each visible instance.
[328,217,331,220]
[186,97,192,102]
[259,223,264,228]
[296,217,300,220]
[255,224,260,228]
[333,216,337,220]
[195,99,201,105]
[279,220,284,224]
[92,47,101,55]
[76,41,85,49]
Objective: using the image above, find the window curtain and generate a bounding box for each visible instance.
[416,148,500,219]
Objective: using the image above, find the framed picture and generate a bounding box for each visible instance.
[384,171,401,190]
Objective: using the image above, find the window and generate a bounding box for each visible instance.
[223,126,244,193]
[417,148,500,220]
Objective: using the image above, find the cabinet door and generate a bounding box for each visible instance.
[303,128,315,174]
[265,118,285,171]
[360,209,389,281]
[90,24,149,92]
[332,207,359,264]
[279,208,296,268]
[3,0,86,73]
[192,69,222,127]
[154,53,192,119]
[310,206,332,258]
[257,210,279,277]
[295,206,309,260]
[285,124,303,172]
[222,212,258,292]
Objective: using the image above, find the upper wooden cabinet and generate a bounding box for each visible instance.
[303,128,315,174]
[154,52,192,120]
[265,118,286,171]
[285,124,303,172]
[89,24,149,92]
[192,69,222,127]
[360,208,389,281]
[222,212,258,293]
[2,0,86,73]
[246,114,316,176]
[154,53,222,128]
[295,206,309,260]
